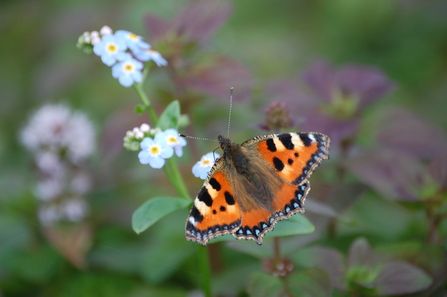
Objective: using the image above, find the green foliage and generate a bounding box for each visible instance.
[2,0,447,296]
[157,100,181,130]
[132,197,191,234]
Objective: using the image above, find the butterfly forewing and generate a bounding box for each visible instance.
[244,132,330,186]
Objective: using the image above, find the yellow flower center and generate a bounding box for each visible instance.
[107,43,117,53]
[167,136,178,144]
[201,159,211,166]
[123,63,134,73]
[129,33,138,40]
[150,146,160,154]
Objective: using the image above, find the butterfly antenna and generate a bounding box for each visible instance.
[179,134,219,142]
[226,87,233,138]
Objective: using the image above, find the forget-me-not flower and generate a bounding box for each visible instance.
[93,34,127,66]
[133,49,168,67]
[111,54,143,87]
[159,129,187,157]
[115,30,150,52]
[138,132,174,168]
[192,152,220,180]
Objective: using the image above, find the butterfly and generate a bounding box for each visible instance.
[185,132,330,246]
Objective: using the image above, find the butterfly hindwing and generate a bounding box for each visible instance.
[185,159,242,246]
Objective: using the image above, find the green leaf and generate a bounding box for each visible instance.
[157,100,180,130]
[134,104,147,114]
[264,214,315,238]
[247,269,332,297]
[247,271,284,297]
[287,268,332,297]
[132,197,191,234]
[177,114,190,128]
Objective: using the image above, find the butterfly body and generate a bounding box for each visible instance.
[186,132,330,246]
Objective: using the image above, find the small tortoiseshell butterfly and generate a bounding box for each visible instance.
[185,132,330,246]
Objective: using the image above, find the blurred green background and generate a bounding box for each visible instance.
[1,0,447,296]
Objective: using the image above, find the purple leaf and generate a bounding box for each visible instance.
[334,65,396,109]
[302,59,334,104]
[347,149,427,201]
[428,153,447,189]
[305,200,338,219]
[174,0,232,43]
[374,261,432,295]
[301,111,360,147]
[348,237,375,269]
[181,55,252,101]
[266,79,318,118]
[292,246,346,289]
[376,108,447,160]
[144,13,172,41]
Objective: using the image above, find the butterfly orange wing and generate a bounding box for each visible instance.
[186,132,330,246]
[232,132,330,243]
[185,159,243,246]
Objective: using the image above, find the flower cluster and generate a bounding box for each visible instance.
[124,125,187,169]
[20,104,95,226]
[77,26,167,87]
[123,123,161,151]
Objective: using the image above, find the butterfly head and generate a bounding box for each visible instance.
[218,135,233,152]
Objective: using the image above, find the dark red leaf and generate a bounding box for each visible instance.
[181,55,252,101]
[144,13,173,41]
[301,111,360,147]
[374,261,432,295]
[174,0,232,43]
[292,246,346,290]
[347,149,427,201]
[376,108,447,160]
[347,237,375,269]
[302,59,334,104]
[427,153,447,189]
[334,65,396,109]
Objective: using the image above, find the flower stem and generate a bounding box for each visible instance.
[197,246,212,297]
[133,83,158,125]
[166,157,191,200]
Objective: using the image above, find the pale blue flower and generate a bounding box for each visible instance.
[192,152,220,180]
[93,34,127,66]
[159,129,187,157]
[133,49,168,67]
[138,132,174,168]
[115,30,150,52]
[111,55,143,87]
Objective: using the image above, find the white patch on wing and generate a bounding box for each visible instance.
[194,199,208,215]
[308,134,316,143]
[290,133,304,147]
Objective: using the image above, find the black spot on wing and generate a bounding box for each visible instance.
[190,205,204,223]
[279,133,294,149]
[220,205,226,212]
[299,134,312,147]
[224,191,235,205]
[209,177,221,191]
[273,157,285,171]
[288,158,293,165]
[198,187,213,207]
[266,138,277,152]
